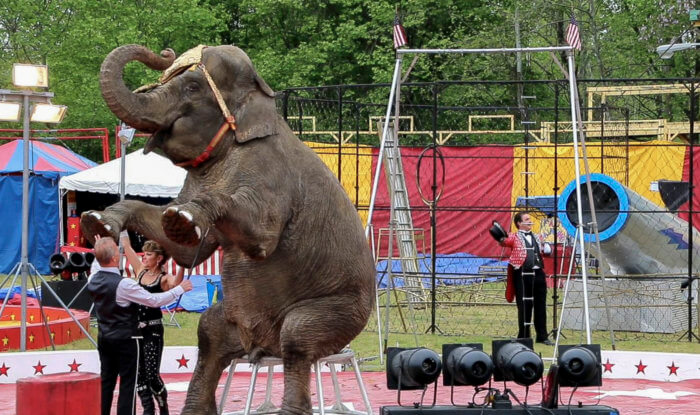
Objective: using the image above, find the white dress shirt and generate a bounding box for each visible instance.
[96,266,185,308]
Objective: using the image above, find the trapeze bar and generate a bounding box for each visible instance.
[397,46,573,55]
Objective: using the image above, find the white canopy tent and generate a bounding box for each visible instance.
[59,149,186,198]
[58,150,186,244]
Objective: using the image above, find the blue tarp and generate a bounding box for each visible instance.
[0,175,62,274]
[515,196,557,216]
[165,275,222,313]
[0,142,96,274]
[376,253,508,288]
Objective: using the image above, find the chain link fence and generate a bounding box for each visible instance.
[277,78,700,346]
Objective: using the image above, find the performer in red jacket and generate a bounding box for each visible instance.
[498,212,553,345]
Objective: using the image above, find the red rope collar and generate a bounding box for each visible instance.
[175,115,236,168]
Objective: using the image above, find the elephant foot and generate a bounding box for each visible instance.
[162,206,202,246]
[248,346,273,364]
[80,211,119,242]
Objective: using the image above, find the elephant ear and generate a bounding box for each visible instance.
[233,75,277,143]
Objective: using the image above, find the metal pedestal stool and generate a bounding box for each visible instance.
[218,351,373,415]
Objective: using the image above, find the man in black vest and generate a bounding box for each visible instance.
[500,212,553,345]
[88,236,192,415]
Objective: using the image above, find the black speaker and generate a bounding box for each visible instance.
[41,280,93,313]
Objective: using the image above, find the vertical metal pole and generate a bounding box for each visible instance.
[58,189,65,246]
[566,50,591,343]
[365,57,403,238]
[552,83,560,334]
[430,84,438,334]
[120,141,126,202]
[119,135,127,272]
[688,82,696,342]
[337,86,343,180]
[20,93,30,352]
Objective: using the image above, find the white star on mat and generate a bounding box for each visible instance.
[588,388,696,400]
[165,381,190,392]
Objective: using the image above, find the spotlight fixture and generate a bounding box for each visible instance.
[0,102,21,122]
[67,252,89,273]
[492,339,544,387]
[83,252,95,267]
[30,103,67,123]
[12,64,49,88]
[442,343,494,387]
[387,347,442,391]
[49,253,68,275]
[557,344,602,387]
[117,124,136,145]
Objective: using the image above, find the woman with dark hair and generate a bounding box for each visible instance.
[122,234,185,415]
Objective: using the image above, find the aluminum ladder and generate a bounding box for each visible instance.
[381,125,425,302]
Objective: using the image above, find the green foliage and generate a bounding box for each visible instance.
[0,0,697,157]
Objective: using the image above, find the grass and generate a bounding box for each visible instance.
[49,310,700,372]
[8,275,700,370]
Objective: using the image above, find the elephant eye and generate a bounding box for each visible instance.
[185,82,201,94]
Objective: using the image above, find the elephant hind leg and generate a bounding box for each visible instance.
[280,359,312,415]
[181,303,246,415]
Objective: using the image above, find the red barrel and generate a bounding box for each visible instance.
[16,372,100,415]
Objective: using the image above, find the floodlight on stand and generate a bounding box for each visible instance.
[118,124,136,145]
[492,339,544,387]
[386,347,442,407]
[442,343,494,387]
[12,63,49,88]
[557,344,602,387]
[30,103,67,123]
[0,102,21,122]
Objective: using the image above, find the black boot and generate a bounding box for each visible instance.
[138,387,156,415]
[154,387,169,415]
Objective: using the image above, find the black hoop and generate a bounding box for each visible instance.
[416,145,445,205]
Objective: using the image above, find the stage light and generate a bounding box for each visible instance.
[117,124,136,145]
[12,64,49,88]
[84,252,95,267]
[492,339,543,387]
[67,252,88,273]
[557,344,602,387]
[49,253,68,275]
[442,343,494,387]
[0,102,21,122]
[30,103,67,123]
[386,347,442,390]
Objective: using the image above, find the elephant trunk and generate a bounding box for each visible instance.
[100,44,176,133]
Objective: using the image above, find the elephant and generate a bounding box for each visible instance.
[82,44,376,415]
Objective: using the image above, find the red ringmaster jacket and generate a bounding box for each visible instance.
[500,232,529,269]
[499,231,549,302]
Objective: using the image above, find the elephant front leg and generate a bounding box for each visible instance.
[80,199,218,267]
[181,303,246,415]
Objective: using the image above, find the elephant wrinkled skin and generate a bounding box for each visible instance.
[83,44,376,415]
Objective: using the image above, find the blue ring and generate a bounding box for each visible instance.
[556,173,629,242]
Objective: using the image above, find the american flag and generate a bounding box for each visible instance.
[393,12,407,49]
[566,14,582,50]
